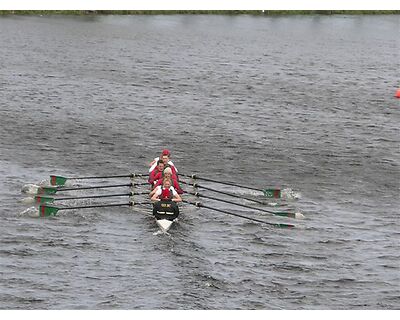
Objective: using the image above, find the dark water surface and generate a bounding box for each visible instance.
[0,15,399,309]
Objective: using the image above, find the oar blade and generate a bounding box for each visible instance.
[38,204,60,217]
[275,223,295,229]
[37,186,58,195]
[50,175,68,186]
[271,211,305,219]
[263,189,281,198]
[271,211,291,218]
[34,196,55,204]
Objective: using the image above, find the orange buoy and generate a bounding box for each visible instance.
[396,89,400,98]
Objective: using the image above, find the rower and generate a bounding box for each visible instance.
[151,178,181,223]
[149,149,178,174]
[148,160,165,185]
[151,178,182,202]
[152,167,183,195]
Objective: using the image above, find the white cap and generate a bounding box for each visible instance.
[163,167,172,175]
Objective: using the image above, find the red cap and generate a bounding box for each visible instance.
[162,149,170,156]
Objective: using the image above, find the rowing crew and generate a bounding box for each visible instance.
[148,149,183,203]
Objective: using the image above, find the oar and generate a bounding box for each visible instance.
[182,181,303,218]
[186,191,304,219]
[37,201,150,217]
[34,191,149,204]
[50,173,148,186]
[36,182,149,195]
[181,174,281,198]
[183,200,295,228]
[181,181,269,205]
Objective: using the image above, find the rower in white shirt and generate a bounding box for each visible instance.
[149,149,178,174]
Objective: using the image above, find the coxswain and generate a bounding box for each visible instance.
[150,178,182,202]
[148,160,165,185]
[149,149,178,174]
[151,167,183,195]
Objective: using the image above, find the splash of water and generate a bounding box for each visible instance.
[281,188,301,200]
[18,206,39,218]
[20,197,35,205]
[21,184,40,195]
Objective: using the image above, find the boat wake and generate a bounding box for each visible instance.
[21,179,51,195]
[153,230,172,237]
[21,184,41,195]
[21,178,73,196]
[20,196,35,205]
[266,202,279,207]
[18,206,40,218]
[281,188,301,200]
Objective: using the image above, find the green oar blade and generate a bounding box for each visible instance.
[38,204,60,217]
[264,189,281,198]
[274,212,305,219]
[50,175,68,186]
[275,223,295,229]
[37,186,58,195]
[34,196,55,204]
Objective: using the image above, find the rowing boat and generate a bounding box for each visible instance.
[24,173,300,230]
[152,200,180,232]
[155,219,174,232]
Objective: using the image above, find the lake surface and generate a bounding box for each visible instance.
[0,14,399,309]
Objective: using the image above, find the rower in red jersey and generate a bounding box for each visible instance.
[148,160,165,185]
[152,164,178,184]
[151,167,183,195]
[150,178,182,203]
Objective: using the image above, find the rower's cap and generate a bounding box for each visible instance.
[162,149,170,156]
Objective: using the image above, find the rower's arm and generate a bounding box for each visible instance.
[151,193,160,202]
[173,193,182,202]
[149,188,157,198]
